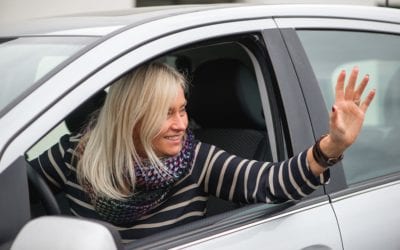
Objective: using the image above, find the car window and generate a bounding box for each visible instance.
[298,30,400,185]
[0,36,96,116]
[26,122,69,160]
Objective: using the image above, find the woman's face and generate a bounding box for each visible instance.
[153,87,188,157]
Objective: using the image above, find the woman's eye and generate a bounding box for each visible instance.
[180,107,186,115]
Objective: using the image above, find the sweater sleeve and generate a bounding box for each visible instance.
[200,143,330,203]
[28,134,79,192]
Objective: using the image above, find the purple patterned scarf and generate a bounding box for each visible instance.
[91,130,196,227]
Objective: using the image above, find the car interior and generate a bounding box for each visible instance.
[24,34,285,246]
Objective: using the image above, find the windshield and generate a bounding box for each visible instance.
[0,36,96,115]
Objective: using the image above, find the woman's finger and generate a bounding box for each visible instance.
[360,89,376,113]
[353,74,370,103]
[335,70,346,101]
[344,66,359,100]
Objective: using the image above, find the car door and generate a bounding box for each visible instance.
[278,16,400,249]
[1,11,340,249]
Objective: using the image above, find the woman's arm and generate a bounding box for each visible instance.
[199,143,329,204]
[200,67,375,203]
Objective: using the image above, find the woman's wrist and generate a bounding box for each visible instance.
[312,134,344,169]
[307,134,345,176]
[319,134,346,159]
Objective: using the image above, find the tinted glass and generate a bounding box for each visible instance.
[298,30,400,185]
[0,36,95,115]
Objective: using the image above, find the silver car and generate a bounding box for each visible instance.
[1,4,400,250]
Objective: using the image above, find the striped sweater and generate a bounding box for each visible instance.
[29,133,329,241]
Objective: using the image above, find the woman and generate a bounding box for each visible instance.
[29,62,375,241]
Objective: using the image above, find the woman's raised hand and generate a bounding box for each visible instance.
[321,67,376,158]
[330,67,375,151]
[307,67,375,176]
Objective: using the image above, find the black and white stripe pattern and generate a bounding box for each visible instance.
[29,134,329,241]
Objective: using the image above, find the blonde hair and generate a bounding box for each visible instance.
[77,62,187,200]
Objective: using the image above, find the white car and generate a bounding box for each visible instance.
[1,4,400,250]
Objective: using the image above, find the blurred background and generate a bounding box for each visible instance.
[0,0,399,24]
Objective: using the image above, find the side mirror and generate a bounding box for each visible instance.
[11,216,123,250]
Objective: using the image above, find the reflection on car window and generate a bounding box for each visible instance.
[0,36,95,115]
[298,30,400,185]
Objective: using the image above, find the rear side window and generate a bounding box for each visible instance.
[298,30,400,185]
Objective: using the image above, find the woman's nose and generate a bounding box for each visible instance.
[172,114,187,130]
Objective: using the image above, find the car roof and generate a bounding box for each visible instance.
[1,4,399,37]
[0,4,231,37]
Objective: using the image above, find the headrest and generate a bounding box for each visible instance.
[65,90,107,133]
[188,58,265,130]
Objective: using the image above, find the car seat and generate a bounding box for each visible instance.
[188,58,272,216]
[64,90,107,133]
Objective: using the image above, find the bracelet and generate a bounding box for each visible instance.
[312,134,343,168]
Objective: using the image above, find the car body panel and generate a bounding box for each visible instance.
[174,201,341,250]
[331,180,400,250]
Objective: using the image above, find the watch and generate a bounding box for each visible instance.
[312,134,344,168]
